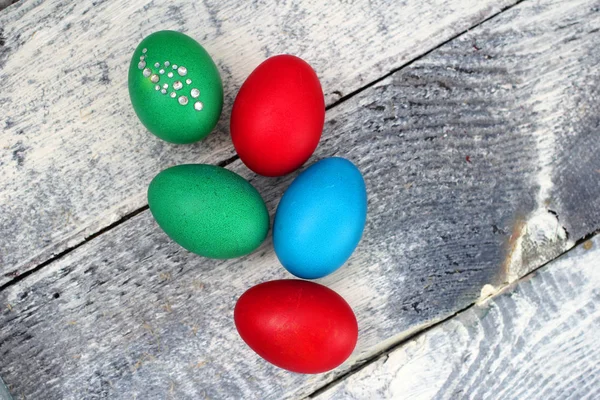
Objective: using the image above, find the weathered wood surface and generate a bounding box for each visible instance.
[0,376,10,400]
[1,0,599,398]
[0,1,17,13]
[315,235,600,400]
[0,0,519,284]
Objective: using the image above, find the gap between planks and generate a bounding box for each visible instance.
[306,228,600,399]
[0,0,527,292]
[1,0,523,284]
[2,0,599,396]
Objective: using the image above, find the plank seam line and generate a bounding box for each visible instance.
[306,228,600,399]
[0,0,526,290]
[0,205,149,291]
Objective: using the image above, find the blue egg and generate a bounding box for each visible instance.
[273,157,367,279]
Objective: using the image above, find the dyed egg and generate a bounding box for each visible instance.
[274,157,367,279]
[234,280,358,373]
[147,164,269,258]
[128,31,223,144]
[230,55,325,176]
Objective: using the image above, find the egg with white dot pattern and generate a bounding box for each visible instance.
[128,30,223,144]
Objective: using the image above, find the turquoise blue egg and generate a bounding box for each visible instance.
[273,157,367,279]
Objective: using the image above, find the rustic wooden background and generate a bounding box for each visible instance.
[0,0,598,399]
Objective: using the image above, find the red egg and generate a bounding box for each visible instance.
[234,280,358,373]
[230,55,325,177]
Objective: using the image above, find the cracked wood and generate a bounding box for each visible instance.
[315,234,600,400]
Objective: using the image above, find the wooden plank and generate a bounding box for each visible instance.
[0,376,11,400]
[314,234,600,400]
[0,0,518,284]
[0,1,17,13]
[1,0,600,398]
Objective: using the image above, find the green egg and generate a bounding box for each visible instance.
[128,31,223,144]
[148,164,269,259]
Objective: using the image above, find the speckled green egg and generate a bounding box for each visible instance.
[128,31,223,144]
[148,164,269,259]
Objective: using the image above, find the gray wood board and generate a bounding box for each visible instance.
[0,0,17,13]
[1,0,599,398]
[315,234,600,400]
[0,0,519,284]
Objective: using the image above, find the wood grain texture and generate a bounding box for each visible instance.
[0,0,18,13]
[1,0,600,398]
[315,234,600,400]
[0,0,518,284]
[0,376,11,400]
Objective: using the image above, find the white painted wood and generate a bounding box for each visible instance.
[314,235,600,400]
[0,0,16,13]
[1,0,600,399]
[0,0,518,282]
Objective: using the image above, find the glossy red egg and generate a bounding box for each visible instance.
[234,280,358,373]
[230,55,325,177]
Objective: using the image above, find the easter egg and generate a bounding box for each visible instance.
[148,164,269,258]
[230,55,325,176]
[274,157,367,279]
[128,30,223,144]
[234,280,358,373]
